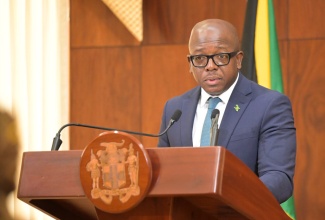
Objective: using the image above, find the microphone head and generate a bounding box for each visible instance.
[171,109,182,122]
[211,109,220,119]
[51,134,62,151]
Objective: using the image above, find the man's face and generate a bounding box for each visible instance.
[189,27,243,96]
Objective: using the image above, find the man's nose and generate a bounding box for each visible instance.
[205,57,219,70]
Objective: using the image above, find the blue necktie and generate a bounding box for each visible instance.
[200,97,221,146]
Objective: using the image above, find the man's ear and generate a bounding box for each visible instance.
[236,51,244,69]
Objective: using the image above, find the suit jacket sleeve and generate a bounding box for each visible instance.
[256,93,296,203]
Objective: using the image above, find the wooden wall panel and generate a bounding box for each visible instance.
[287,1,325,218]
[70,47,141,149]
[143,0,246,45]
[70,0,139,47]
[143,0,215,44]
[212,0,246,41]
[289,0,325,39]
[278,41,288,90]
[273,0,288,40]
[287,40,325,220]
[141,45,197,148]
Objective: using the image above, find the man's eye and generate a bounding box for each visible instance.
[194,56,206,61]
[215,54,227,59]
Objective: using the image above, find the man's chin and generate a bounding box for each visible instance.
[205,88,223,96]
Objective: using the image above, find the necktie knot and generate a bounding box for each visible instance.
[208,97,221,109]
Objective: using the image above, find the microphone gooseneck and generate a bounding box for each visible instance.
[51,109,182,151]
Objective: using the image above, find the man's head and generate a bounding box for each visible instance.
[188,19,243,96]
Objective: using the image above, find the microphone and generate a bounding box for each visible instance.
[51,109,182,151]
[210,109,220,146]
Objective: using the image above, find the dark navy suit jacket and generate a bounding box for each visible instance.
[158,73,296,203]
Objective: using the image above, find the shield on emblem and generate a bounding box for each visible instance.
[102,163,126,189]
[100,142,127,189]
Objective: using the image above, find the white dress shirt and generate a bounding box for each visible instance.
[192,73,239,147]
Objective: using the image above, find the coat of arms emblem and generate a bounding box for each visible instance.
[86,139,140,204]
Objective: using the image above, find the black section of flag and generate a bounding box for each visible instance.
[241,0,258,82]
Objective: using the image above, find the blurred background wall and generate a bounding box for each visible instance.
[0,1,69,219]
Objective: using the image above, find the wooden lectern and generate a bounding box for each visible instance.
[18,134,290,219]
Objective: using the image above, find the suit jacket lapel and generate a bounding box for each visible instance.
[180,87,200,146]
[218,74,253,148]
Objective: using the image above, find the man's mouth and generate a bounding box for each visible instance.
[205,77,220,84]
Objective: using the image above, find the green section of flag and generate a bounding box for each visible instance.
[268,0,296,219]
[281,196,297,219]
[268,0,283,93]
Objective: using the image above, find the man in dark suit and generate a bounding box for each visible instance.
[158,19,296,203]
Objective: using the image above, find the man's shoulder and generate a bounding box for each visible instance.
[241,76,285,97]
[249,84,292,108]
[169,86,200,101]
[236,75,290,106]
